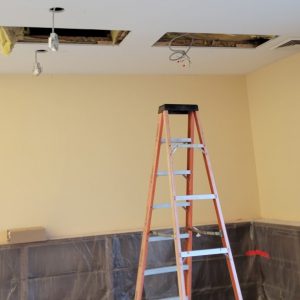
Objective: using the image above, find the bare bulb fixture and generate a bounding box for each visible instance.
[32,49,47,76]
[48,7,64,52]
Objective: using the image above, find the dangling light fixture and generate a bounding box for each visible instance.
[48,7,64,52]
[32,49,47,76]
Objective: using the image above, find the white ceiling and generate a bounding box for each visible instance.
[1,0,300,75]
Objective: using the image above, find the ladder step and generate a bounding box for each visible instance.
[157,297,183,300]
[181,248,228,258]
[157,170,191,176]
[157,297,188,300]
[176,143,204,149]
[161,138,192,144]
[175,194,216,201]
[153,202,190,209]
[160,138,204,148]
[144,264,188,276]
[149,233,189,242]
[190,226,222,237]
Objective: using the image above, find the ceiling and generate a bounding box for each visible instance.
[1,0,300,75]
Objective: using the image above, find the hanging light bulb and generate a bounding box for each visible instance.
[32,49,47,76]
[48,7,64,52]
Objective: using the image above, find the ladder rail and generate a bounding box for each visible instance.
[134,113,164,300]
[163,111,187,299]
[193,111,243,300]
[184,112,194,300]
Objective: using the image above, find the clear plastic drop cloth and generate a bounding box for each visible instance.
[0,221,299,299]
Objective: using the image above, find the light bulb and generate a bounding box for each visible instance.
[32,49,47,76]
[48,7,64,52]
[48,32,59,51]
[32,62,42,76]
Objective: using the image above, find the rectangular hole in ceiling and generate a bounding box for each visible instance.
[277,39,300,48]
[8,26,129,45]
[154,32,277,48]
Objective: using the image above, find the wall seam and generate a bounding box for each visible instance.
[243,74,263,219]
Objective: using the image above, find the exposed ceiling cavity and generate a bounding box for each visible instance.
[277,39,300,48]
[1,0,300,74]
[154,33,277,49]
[4,26,130,46]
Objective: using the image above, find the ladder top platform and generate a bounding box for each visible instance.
[158,104,199,114]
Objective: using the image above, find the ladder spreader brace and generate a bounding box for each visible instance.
[135,104,243,300]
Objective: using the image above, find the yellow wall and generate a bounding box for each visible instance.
[247,53,300,222]
[0,75,259,238]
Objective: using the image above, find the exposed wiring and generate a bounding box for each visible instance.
[32,49,47,76]
[168,33,194,68]
[52,8,55,33]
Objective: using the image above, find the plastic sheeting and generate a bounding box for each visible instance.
[112,223,260,299]
[253,222,300,300]
[0,221,299,299]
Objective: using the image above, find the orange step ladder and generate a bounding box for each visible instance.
[135,104,243,300]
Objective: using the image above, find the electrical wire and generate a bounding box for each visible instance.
[52,8,55,33]
[168,33,194,68]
